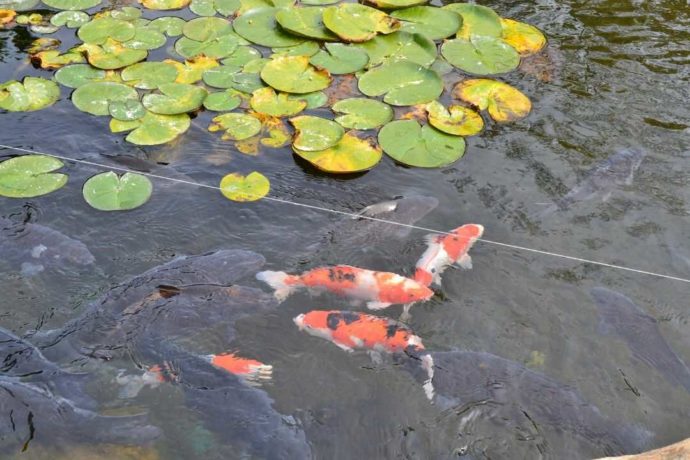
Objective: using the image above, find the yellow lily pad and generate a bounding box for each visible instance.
[293,132,382,173]
[500,18,546,56]
[220,171,270,202]
[260,55,331,94]
[454,78,531,122]
[138,0,190,10]
[425,100,483,136]
[322,3,399,42]
[164,57,219,84]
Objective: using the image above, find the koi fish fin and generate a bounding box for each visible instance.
[367,350,384,365]
[256,270,298,301]
[366,301,392,310]
[421,354,435,401]
[355,200,397,218]
[400,303,414,322]
[334,342,354,352]
[456,254,473,270]
[423,234,440,245]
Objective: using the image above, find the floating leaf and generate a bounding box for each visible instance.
[454,78,531,122]
[288,90,326,108]
[149,16,185,36]
[43,0,99,9]
[309,43,368,74]
[27,38,60,54]
[221,46,261,66]
[228,72,265,93]
[202,65,241,88]
[139,0,190,10]
[424,100,483,136]
[242,57,268,72]
[190,0,238,16]
[234,8,304,48]
[236,0,290,14]
[358,60,441,106]
[293,132,382,173]
[82,171,152,211]
[260,55,331,94]
[71,81,139,116]
[80,39,148,69]
[219,171,269,202]
[121,61,178,89]
[390,6,460,40]
[259,117,290,147]
[365,0,426,10]
[441,36,519,75]
[443,3,502,39]
[54,64,107,88]
[0,9,16,25]
[208,113,262,140]
[50,11,89,27]
[32,49,85,69]
[108,99,146,121]
[142,83,207,115]
[290,115,344,151]
[379,120,465,167]
[271,41,320,58]
[175,19,239,58]
[275,7,337,41]
[500,18,546,56]
[301,0,337,5]
[165,56,219,84]
[110,111,191,145]
[123,27,166,50]
[78,17,135,44]
[0,0,38,11]
[331,98,392,129]
[322,3,399,42]
[0,77,60,112]
[109,6,142,20]
[354,30,435,68]
[250,87,306,117]
[0,155,67,198]
[203,89,242,111]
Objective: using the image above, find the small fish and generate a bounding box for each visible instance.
[294,310,425,354]
[256,265,433,314]
[413,224,484,286]
[206,352,273,384]
[590,287,690,393]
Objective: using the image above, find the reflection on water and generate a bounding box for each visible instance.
[1,0,689,458]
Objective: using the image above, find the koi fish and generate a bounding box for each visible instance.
[294,310,425,354]
[256,265,433,313]
[206,352,273,384]
[414,224,484,286]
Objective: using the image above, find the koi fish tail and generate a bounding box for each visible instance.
[256,270,300,301]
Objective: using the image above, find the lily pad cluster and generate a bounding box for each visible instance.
[0,0,547,176]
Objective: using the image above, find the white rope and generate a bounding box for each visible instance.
[2,143,689,285]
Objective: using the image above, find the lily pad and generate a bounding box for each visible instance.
[454,78,531,122]
[0,77,60,112]
[271,41,320,57]
[358,60,441,106]
[275,7,337,41]
[0,155,67,198]
[110,6,142,20]
[331,98,392,129]
[43,0,100,9]
[0,0,38,11]
[203,89,242,111]
[288,90,326,108]
[322,3,399,42]
[500,18,546,56]
[32,49,85,69]
[379,120,465,168]
[365,0,426,10]
[121,61,178,89]
[202,65,241,88]
[82,171,152,211]
[221,46,262,66]
[108,99,146,121]
[441,36,519,75]
[50,11,89,27]
[250,87,306,117]
[443,3,502,39]
[354,30,436,68]
[208,113,262,140]
[228,72,265,93]
[390,6,460,40]
[123,27,167,50]
[78,17,135,44]
[149,16,185,36]
[260,55,331,93]
[233,8,304,48]
[165,56,219,84]
[71,81,139,116]
[54,64,107,88]
[242,57,268,72]
[309,43,368,74]
[293,132,382,173]
[290,115,344,151]
[301,0,337,5]
[190,0,239,16]
[425,100,483,136]
[175,35,239,59]
[139,0,191,10]
[110,111,191,145]
[219,171,269,202]
[80,39,148,69]
[142,83,207,115]
[0,9,17,25]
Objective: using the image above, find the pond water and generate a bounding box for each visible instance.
[0,0,689,458]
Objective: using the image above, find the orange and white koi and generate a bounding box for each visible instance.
[256,265,433,312]
[205,352,273,384]
[293,310,425,354]
[413,224,484,286]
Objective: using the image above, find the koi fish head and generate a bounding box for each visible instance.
[405,279,435,301]
[445,224,484,258]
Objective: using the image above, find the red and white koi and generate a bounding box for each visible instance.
[205,352,273,384]
[413,224,484,286]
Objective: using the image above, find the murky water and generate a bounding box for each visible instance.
[1,0,689,458]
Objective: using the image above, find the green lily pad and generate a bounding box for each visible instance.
[275,7,337,41]
[354,31,436,68]
[139,0,191,10]
[301,0,337,5]
[219,171,269,202]
[208,113,262,140]
[500,18,546,56]
[108,99,146,121]
[0,0,38,11]
[164,57,219,84]
[121,61,178,89]
[293,132,382,173]
[123,27,167,50]
[190,0,239,16]
[425,100,483,136]
[250,87,306,117]
[149,16,185,36]
[271,41,320,57]
[175,34,239,59]
[182,16,232,41]
[290,115,344,151]
[202,65,241,88]
[331,98,392,129]
[441,36,519,75]
[379,119,465,167]
[82,171,152,211]
[309,43,368,74]
[390,6,460,40]
[358,60,441,106]
[0,77,60,112]
[78,17,135,44]
[54,64,107,88]
[430,56,453,75]
[0,155,67,198]
[233,8,304,48]
[50,10,89,27]
[221,46,262,66]
[110,111,191,145]
[110,6,142,20]
[242,57,269,72]
[43,0,99,9]
[365,0,426,10]
[228,72,265,93]
[453,78,531,122]
[142,83,207,115]
[32,49,85,69]
[443,3,501,39]
[71,81,139,116]
[288,90,326,108]
[323,3,399,42]
[80,39,148,69]
[203,89,242,111]
[260,55,331,93]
